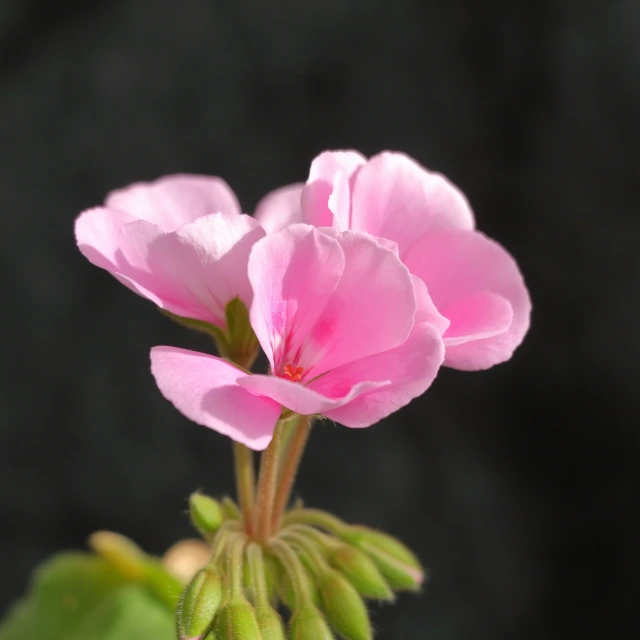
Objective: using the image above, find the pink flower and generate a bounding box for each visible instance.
[255,151,531,370]
[74,174,265,327]
[150,225,445,450]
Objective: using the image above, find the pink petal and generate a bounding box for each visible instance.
[350,152,475,257]
[75,207,136,270]
[442,292,513,346]
[150,347,282,450]
[299,230,416,378]
[237,374,387,416]
[106,174,242,232]
[403,228,531,370]
[300,150,366,228]
[114,213,264,324]
[253,183,304,233]
[412,275,450,335]
[248,225,345,371]
[314,323,445,428]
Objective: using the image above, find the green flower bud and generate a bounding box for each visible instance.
[289,605,335,640]
[358,543,423,591]
[221,497,242,521]
[328,543,394,601]
[318,569,372,640]
[349,526,422,570]
[255,604,286,640]
[190,493,224,537]
[213,599,263,640]
[276,560,319,610]
[88,530,184,606]
[88,531,146,581]
[177,566,224,638]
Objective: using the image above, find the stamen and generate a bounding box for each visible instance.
[282,364,304,382]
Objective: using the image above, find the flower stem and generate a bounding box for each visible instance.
[282,508,348,537]
[253,418,286,541]
[228,349,259,538]
[233,442,255,535]
[226,532,248,598]
[246,542,270,609]
[270,416,312,533]
[269,538,312,607]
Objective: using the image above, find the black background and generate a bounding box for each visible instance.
[1,1,638,638]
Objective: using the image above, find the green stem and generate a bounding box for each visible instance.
[246,542,270,610]
[283,523,339,550]
[282,508,350,538]
[270,416,312,533]
[233,442,255,535]
[253,418,287,540]
[280,530,330,577]
[210,520,241,564]
[269,538,312,607]
[226,533,248,598]
[228,347,259,538]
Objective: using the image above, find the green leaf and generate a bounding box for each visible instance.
[0,553,175,640]
[69,586,175,640]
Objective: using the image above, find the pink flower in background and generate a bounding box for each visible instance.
[74,174,265,327]
[151,225,445,450]
[255,150,531,371]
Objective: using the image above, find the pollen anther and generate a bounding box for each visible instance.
[282,364,304,382]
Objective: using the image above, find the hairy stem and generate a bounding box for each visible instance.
[246,542,270,609]
[233,442,255,535]
[253,418,286,541]
[269,538,312,607]
[270,416,312,533]
[226,533,248,598]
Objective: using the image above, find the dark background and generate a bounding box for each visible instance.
[1,0,638,638]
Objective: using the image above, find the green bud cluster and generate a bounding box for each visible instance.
[170,496,426,639]
[88,496,424,640]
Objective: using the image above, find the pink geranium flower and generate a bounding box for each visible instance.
[151,225,445,450]
[255,151,531,371]
[74,174,265,327]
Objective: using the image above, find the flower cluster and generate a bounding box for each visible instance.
[75,150,531,451]
[76,150,531,639]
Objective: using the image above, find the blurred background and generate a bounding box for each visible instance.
[1,0,638,638]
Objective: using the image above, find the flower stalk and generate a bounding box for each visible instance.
[253,418,287,541]
[233,442,256,535]
[270,415,312,532]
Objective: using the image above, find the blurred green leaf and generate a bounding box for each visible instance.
[0,553,175,640]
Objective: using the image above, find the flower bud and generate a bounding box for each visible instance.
[358,543,423,591]
[328,543,394,601]
[88,531,145,580]
[190,493,224,536]
[318,569,371,640]
[177,566,224,639]
[255,604,286,640]
[276,561,319,610]
[221,497,242,521]
[213,599,263,640]
[289,605,335,640]
[350,526,422,570]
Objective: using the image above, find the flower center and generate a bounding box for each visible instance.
[282,364,304,382]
